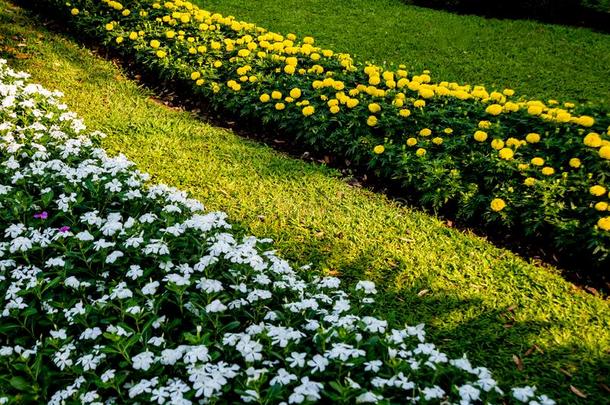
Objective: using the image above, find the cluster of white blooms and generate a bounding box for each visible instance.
[0,59,554,404]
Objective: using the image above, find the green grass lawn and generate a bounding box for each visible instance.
[199,0,610,108]
[1,1,609,403]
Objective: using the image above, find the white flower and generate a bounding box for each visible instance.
[9,236,32,253]
[79,327,102,340]
[75,231,94,241]
[147,336,165,347]
[423,385,445,400]
[45,257,65,267]
[356,392,383,403]
[100,369,116,383]
[196,278,224,293]
[287,352,307,368]
[141,280,160,295]
[459,384,481,402]
[307,354,329,373]
[364,360,383,373]
[132,351,156,371]
[183,345,210,364]
[355,280,377,294]
[64,276,80,289]
[105,250,124,264]
[126,265,143,280]
[512,386,537,402]
[205,299,227,313]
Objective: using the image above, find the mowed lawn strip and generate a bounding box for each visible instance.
[1,2,608,403]
[199,0,610,107]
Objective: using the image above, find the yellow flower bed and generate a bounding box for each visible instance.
[46,0,610,271]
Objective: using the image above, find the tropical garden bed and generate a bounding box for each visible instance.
[1,0,609,403]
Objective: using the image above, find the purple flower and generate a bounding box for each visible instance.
[58,226,71,233]
[34,211,48,220]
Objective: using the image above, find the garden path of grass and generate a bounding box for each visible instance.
[200,0,610,108]
[1,2,609,403]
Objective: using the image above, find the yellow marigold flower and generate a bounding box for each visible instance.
[473,131,488,142]
[595,202,609,211]
[368,76,381,86]
[367,116,378,127]
[271,91,282,100]
[237,49,250,57]
[577,115,595,127]
[413,99,425,108]
[518,163,529,171]
[498,148,514,160]
[198,45,207,53]
[156,50,166,58]
[392,99,404,108]
[569,158,581,168]
[284,65,296,75]
[190,72,201,80]
[166,31,176,39]
[599,146,610,160]
[259,94,270,103]
[329,105,340,114]
[485,104,502,116]
[285,97,294,103]
[195,79,204,86]
[419,128,432,137]
[399,109,411,118]
[583,132,602,148]
[303,36,314,44]
[289,88,301,99]
[122,9,130,16]
[443,128,453,135]
[406,137,417,147]
[302,106,315,116]
[490,198,506,212]
[491,139,504,150]
[432,137,443,145]
[71,8,79,15]
[531,157,544,166]
[525,133,541,143]
[373,145,385,154]
[105,23,114,31]
[503,88,515,96]
[115,36,124,44]
[129,32,138,40]
[212,61,222,68]
[597,217,610,231]
[590,185,607,197]
[346,99,359,108]
[527,105,543,115]
[416,148,426,157]
[524,177,536,186]
[275,103,285,111]
[541,167,555,176]
[478,120,491,129]
[333,81,345,91]
[419,88,434,99]
[368,103,381,113]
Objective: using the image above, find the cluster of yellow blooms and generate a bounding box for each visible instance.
[68,0,610,241]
